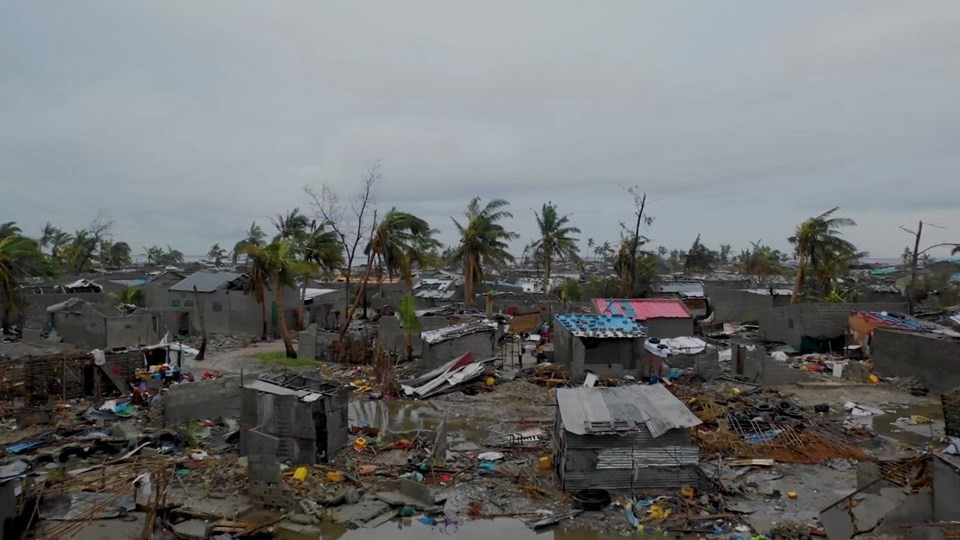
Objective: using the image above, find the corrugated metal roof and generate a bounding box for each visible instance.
[853,311,935,333]
[169,271,245,292]
[739,288,794,296]
[554,314,646,338]
[594,298,692,320]
[656,282,704,296]
[47,297,87,313]
[644,337,708,358]
[557,385,701,438]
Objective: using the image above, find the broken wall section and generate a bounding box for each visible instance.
[734,344,811,386]
[162,375,241,426]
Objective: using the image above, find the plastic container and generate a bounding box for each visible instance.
[538,456,552,470]
[326,471,344,483]
[293,467,308,481]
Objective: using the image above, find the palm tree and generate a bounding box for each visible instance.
[207,244,227,266]
[0,223,22,239]
[528,202,581,293]
[396,292,421,361]
[1,233,48,333]
[788,207,858,304]
[271,208,311,243]
[586,238,595,260]
[240,243,272,341]
[107,286,143,312]
[262,239,313,358]
[449,197,519,307]
[233,222,266,265]
[365,208,439,287]
[297,222,344,330]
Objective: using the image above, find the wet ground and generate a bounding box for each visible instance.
[319,518,652,540]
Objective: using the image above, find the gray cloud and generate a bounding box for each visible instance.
[1,1,958,260]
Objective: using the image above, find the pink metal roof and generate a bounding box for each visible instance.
[594,298,692,320]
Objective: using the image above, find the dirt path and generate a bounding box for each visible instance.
[181,340,287,375]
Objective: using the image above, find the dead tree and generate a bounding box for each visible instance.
[193,285,207,360]
[306,162,380,339]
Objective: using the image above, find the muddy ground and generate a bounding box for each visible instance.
[19,342,947,539]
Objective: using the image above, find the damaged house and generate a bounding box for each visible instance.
[44,298,158,351]
[420,319,497,369]
[641,336,720,381]
[553,385,702,492]
[552,314,646,378]
[239,373,351,464]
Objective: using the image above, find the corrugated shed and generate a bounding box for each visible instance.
[594,298,692,320]
[556,385,701,438]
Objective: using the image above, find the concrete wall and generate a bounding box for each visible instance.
[934,456,960,524]
[645,317,694,339]
[52,304,107,350]
[758,301,908,348]
[105,314,158,349]
[872,329,960,394]
[162,375,242,426]
[734,344,811,385]
[704,286,791,323]
[146,286,301,338]
[667,348,721,381]
[422,331,495,369]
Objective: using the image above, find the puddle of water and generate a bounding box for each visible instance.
[859,402,944,448]
[317,518,651,540]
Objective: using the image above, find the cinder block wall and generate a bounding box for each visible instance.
[738,346,810,385]
[163,375,241,426]
[19,293,114,328]
[704,286,789,323]
[872,329,960,393]
[377,316,450,357]
[645,318,695,339]
[758,302,907,348]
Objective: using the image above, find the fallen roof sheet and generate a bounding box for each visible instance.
[63,279,103,291]
[169,271,245,292]
[644,336,708,358]
[739,288,794,296]
[594,298,692,320]
[656,282,705,296]
[853,311,936,333]
[555,314,645,338]
[421,319,496,344]
[47,297,90,313]
[557,385,701,438]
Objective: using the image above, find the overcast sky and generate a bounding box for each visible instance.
[2,1,958,261]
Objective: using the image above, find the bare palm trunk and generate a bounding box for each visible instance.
[192,286,207,360]
[542,248,552,294]
[464,254,475,307]
[404,330,413,361]
[790,253,806,304]
[275,272,296,358]
[259,298,268,341]
[340,254,375,339]
[298,274,309,331]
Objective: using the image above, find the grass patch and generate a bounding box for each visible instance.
[253,350,317,367]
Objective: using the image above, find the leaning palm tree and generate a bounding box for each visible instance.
[0,223,22,240]
[296,222,343,330]
[262,239,313,358]
[271,208,311,243]
[365,208,439,288]
[528,202,581,293]
[449,197,519,307]
[788,207,858,304]
[586,238,595,261]
[207,244,227,266]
